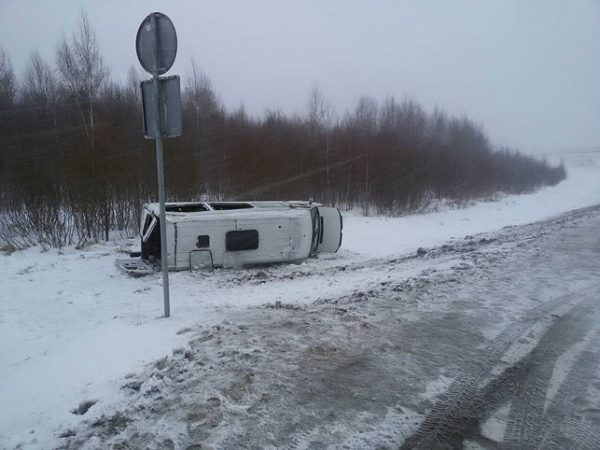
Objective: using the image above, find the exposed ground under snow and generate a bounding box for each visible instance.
[1,152,599,449]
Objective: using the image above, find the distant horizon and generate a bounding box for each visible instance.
[1,1,598,155]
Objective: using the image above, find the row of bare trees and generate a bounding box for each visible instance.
[0,15,565,248]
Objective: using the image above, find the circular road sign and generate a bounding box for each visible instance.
[136,12,177,75]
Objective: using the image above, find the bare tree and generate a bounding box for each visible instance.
[0,48,16,203]
[307,83,334,128]
[0,48,16,107]
[124,66,142,106]
[186,60,218,115]
[184,60,220,192]
[22,50,59,140]
[22,51,56,105]
[56,12,108,142]
[353,96,378,213]
[307,83,335,199]
[353,96,378,132]
[54,12,110,240]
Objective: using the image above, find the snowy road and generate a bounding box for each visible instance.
[60,205,600,449]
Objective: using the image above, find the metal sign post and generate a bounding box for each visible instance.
[136,12,181,318]
[153,73,170,318]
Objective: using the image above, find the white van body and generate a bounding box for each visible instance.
[118,201,342,274]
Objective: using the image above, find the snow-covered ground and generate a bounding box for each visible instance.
[1,153,599,449]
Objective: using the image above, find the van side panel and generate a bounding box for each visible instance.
[174,217,235,269]
[169,212,313,269]
[290,214,313,259]
[231,215,312,266]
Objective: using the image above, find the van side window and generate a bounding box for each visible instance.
[196,235,210,248]
[226,230,259,251]
[210,202,253,210]
[166,204,209,213]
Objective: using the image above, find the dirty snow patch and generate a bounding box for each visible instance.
[333,406,423,448]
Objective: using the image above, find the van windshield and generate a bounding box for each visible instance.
[310,207,320,254]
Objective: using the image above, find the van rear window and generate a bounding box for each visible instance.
[226,230,259,251]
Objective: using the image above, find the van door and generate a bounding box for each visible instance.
[316,207,343,253]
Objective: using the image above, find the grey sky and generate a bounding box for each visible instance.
[0,0,598,154]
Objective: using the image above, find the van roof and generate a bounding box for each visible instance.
[145,201,316,212]
[143,201,319,221]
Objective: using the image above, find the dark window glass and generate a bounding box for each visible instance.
[196,235,210,248]
[320,217,324,244]
[209,202,254,210]
[165,203,209,213]
[226,230,259,251]
[310,207,320,254]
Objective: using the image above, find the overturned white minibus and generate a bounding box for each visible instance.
[117,201,342,275]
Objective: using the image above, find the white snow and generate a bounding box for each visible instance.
[1,153,600,449]
[420,375,454,401]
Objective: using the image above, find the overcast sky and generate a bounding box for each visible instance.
[0,0,598,154]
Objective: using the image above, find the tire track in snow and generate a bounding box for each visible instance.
[503,305,600,449]
[400,284,600,449]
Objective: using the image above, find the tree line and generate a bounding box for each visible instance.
[0,14,565,249]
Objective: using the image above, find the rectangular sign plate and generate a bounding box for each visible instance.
[141,75,182,139]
